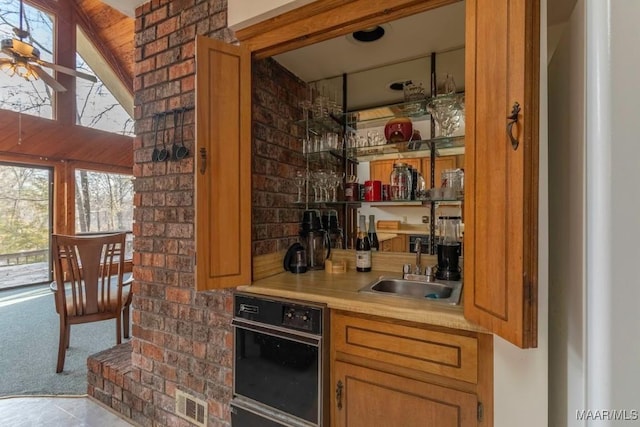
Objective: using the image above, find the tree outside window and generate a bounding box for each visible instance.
[0,0,134,136]
[74,169,133,234]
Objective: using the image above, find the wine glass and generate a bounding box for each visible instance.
[315,170,329,202]
[293,170,306,203]
[329,171,344,202]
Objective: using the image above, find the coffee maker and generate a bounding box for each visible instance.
[322,209,344,249]
[435,216,462,281]
[299,209,331,270]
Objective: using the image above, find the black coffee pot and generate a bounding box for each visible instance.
[283,243,307,274]
[299,210,331,270]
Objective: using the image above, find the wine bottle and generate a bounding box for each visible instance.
[356,215,372,272]
[368,214,379,251]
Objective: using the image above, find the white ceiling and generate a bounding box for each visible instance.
[273,3,466,110]
[273,2,466,83]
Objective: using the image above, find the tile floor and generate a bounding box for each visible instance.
[0,395,135,426]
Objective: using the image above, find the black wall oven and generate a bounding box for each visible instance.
[231,293,327,427]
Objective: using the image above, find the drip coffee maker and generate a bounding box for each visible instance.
[435,216,462,281]
[322,209,343,249]
[299,209,331,270]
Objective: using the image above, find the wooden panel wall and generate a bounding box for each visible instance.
[0,110,132,168]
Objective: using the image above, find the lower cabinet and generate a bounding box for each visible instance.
[333,361,477,427]
[330,311,493,426]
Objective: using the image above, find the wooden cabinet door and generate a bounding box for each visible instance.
[463,0,539,348]
[390,234,407,252]
[369,158,422,184]
[422,156,458,188]
[333,361,478,427]
[379,235,406,252]
[195,36,252,290]
[369,159,395,183]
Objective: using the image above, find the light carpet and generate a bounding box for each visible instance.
[0,284,130,396]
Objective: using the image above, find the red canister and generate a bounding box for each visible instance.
[364,180,382,201]
[344,182,359,201]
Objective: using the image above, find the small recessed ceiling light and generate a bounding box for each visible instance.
[389,80,411,91]
[352,26,385,43]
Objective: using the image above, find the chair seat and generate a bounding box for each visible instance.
[50,277,132,316]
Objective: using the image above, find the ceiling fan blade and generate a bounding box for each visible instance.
[37,59,98,82]
[31,64,67,92]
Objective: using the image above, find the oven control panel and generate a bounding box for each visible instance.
[235,294,323,335]
[282,306,317,332]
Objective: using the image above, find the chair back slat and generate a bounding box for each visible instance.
[52,233,127,318]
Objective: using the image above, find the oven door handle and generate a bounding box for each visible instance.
[232,318,322,347]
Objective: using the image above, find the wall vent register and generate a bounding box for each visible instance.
[175,389,207,427]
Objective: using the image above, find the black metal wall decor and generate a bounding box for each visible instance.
[150,106,194,162]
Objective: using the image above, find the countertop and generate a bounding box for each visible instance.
[239,268,486,333]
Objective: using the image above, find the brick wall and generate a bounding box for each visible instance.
[252,58,308,255]
[88,1,310,425]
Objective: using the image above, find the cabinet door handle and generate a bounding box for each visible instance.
[199,148,207,174]
[336,380,343,410]
[507,102,521,150]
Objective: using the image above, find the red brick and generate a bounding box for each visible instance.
[135,57,156,76]
[144,36,169,58]
[180,75,194,92]
[133,76,143,92]
[168,58,195,80]
[145,5,167,27]
[157,15,180,38]
[166,287,192,304]
[151,253,165,268]
[192,341,206,359]
[142,68,168,89]
[181,41,195,59]
[165,222,192,238]
[140,341,164,361]
[156,48,181,68]
[132,352,153,371]
[155,363,178,381]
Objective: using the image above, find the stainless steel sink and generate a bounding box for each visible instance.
[359,277,463,305]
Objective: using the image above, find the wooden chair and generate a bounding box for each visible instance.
[50,233,132,373]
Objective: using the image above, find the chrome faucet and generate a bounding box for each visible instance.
[414,238,422,275]
[402,238,435,282]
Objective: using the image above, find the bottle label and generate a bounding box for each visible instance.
[356,250,372,268]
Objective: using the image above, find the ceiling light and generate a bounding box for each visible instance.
[0,59,37,81]
[352,26,385,42]
[389,80,411,91]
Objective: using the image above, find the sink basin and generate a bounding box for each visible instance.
[359,277,463,305]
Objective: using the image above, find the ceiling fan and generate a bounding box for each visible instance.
[0,0,97,92]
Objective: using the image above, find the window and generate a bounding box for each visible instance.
[0,0,55,119]
[0,163,52,288]
[74,169,133,234]
[75,27,134,136]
